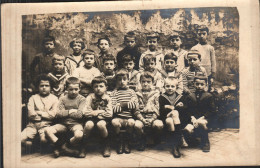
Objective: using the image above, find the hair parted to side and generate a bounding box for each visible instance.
[164,77,179,87]
[66,77,81,88]
[69,38,85,49]
[115,69,129,80]
[140,71,154,83]
[83,49,95,57]
[35,74,53,89]
[122,54,135,63]
[187,50,202,60]
[91,76,107,87]
[42,36,56,45]
[194,73,208,84]
[97,36,111,46]
[143,54,156,65]
[124,31,137,41]
[103,54,116,63]
[164,52,178,62]
[52,55,65,64]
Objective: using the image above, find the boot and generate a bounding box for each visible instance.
[116,133,123,154]
[172,145,181,158]
[103,137,111,157]
[61,143,80,157]
[171,125,182,158]
[201,129,210,152]
[137,134,146,151]
[123,133,131,154]
[53,139,63,158]
[78,137,87,158]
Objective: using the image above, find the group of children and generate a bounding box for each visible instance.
[22,25,217,159]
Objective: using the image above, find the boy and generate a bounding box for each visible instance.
[134,72,163,151]
[182,75,215,152]
[142,54,165,92]
[45,77,86,158]
[30,36,61,87]
[100,55,117,92]
[81,76,113,157]
[73,49,101,95]
[48,55,69,98]
[166,32,188,70]
[65,38,86,75]
[159,77,191,158]
[117,31,142,70]
[110,70,139,154]
[139,32,164,71]
[162,52,184,95]
[182,50,207,94]
[122,54,141,91]
[191,25,216,90]
[21,75,58,153]
[95,37,113,72]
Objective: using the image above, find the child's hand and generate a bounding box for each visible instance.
[165,105,175,110]
[142,119,150,127]
[94,110,105,116]
[176,102,184,108]
[210,78,214,84]
[166,111,173,118]
[97,115,105,120]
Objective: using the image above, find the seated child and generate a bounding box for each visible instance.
[21,74,59,152]
[182,50,207,94]
[159,77,191,158]
[110,69,139,154]
[182,75,215,152]
[139,32,164,71]
[81,76,113,158]
[122,54,141,91]
[141,54,165,92]
[73,49,101,95]
[100,54,117,93]
[48,55,69,98]
[162,52,184,95]
[117,31,142,70]
[65,38,85,75]
[45,77,86,158]
[134,72,163,151]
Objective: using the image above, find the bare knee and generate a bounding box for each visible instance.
[112,119,121,128]
[134,120,143,130]
[165,118,174,126]
[85,121,95,130]
[97,120,107,130]
[153,120,164,130]
[74,130,83,140]
[127,119,135,127]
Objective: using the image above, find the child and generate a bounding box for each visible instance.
[65,38,86,75]
[182,50,207,94]
[45,77,86,158]
[81,76,113,157]
[162,52,183,95]
[95,37,113,72]
[166,32,188,70]
[30,36,60,86]
[117,31,142,70]
[48,55,69,98]
[182,75,215,152]
[73,49,101,95]
[142,54,165,92]
[100,54,117,93]
[191,25,216,90]
[139,32,164,71]
[122,54,141,91]
[110,70,139,154]
[134,72,163,151]
[159,77,191,158]
[21,75,59,152]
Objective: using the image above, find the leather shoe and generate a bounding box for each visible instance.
[202,142,210,152]
[172,146,181,158]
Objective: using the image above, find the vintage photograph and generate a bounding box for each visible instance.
[19,6,241,166]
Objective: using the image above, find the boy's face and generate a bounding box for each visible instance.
[103,60,115,74]
[67,84,80,99]
[123,60,135,72]
[144,60,156,72]
[170,37,182,50]
[188,54,200,68]
[84,54,95,68]
[93,82,107,96]
[164,81,177,95]
[164,59,177,72]
[98,39,110,52]
[116,75,128,89]
[44,41,55,53]
[72,42,82,55]
[198,30,208,43]
[39,80,51,96]
[125,37,136,49]
[53,60,65,73]
[194,79,207,92]
[141,77,153,91]
[147,38,158,51]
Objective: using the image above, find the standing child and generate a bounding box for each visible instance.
[65,38,86,75]
[182,75,215,152]
[81,76,113,158]
[117,31,142,70]
[159,77,191,158]
[110,70,139,154]
[45,77,86,158]
[48,55,69,98]
[21,75,58,153]
[191,25,216,90]
[139,32,164,71]
[134,72,163,151]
